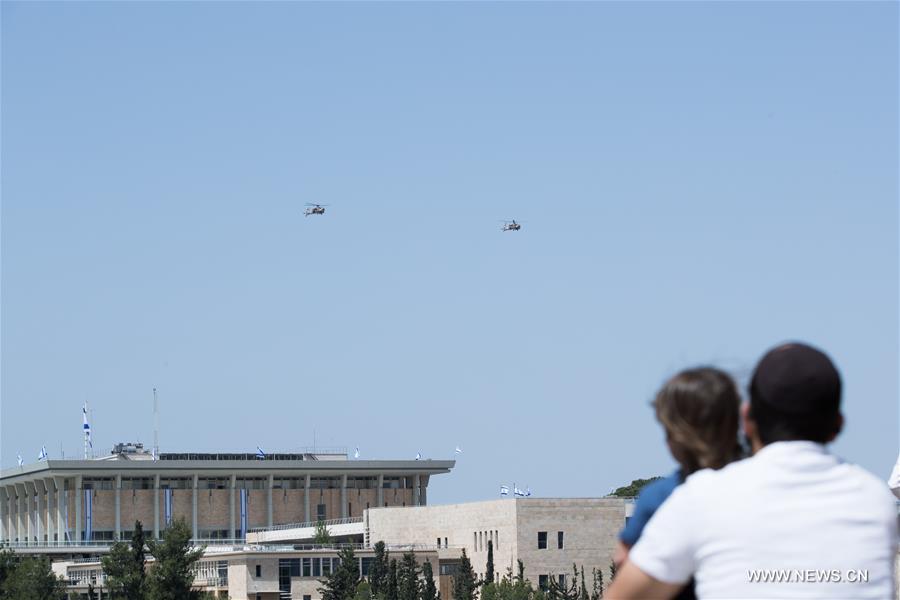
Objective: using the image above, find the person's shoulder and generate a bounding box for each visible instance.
[836,459,898,512]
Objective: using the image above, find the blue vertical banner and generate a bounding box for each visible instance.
[164,488,173,526]
[239,488,248,539]
[84,489,93,542]
[64,491,70,542]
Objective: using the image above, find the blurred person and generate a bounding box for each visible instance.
[614,368,743,600]
[889,451,900,499]
[608,342,898,599]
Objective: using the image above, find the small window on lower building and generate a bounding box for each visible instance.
[559,574,566,588]
[558,531,564,549]
[256,594,261,600]
[436,537,441,548]
[255,564,261,577]
[537,531,547,549]
[444,537,448,547]
[304,596,312,600]
[539,575,549,591]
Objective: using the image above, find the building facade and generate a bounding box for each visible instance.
[0,449,454,546]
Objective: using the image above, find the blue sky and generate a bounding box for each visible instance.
[1,2,897,503]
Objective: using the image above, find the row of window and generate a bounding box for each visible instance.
[538,574,567,591]
[474,530,500,552]
[75,476,420,490]
[537,531,564,550]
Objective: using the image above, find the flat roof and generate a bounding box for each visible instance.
[0,459,455,485]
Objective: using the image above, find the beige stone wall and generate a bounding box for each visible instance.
[121,490,155,531]
[91,490,116,529]
[515,499,625,588]
[273,490,305,524]
[198,489,231,530]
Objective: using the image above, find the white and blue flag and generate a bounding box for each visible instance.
[500,485,509,497]
[16,453,23,468]
[83,403,92,449]
[38,446,48,461]
[239,489,248,539]
[354,447,360,459]
[256,446,266,460]
[514,485,525,497]
[84,489,93,541]
[164,488,173,526]
[455,446,463,455]
[415,452,421,460]
[525,487,532,497]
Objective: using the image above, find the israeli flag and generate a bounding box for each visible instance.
[455,446,463,454]
[500,485,509,497]
[239,489,248,539]
[415,452,421,460]
[151,447,158,462]
[514,485,525,497]
[16,453,23,468]
[83,403,92,448]
[525,487,532,497]
[38,446,48,461]
[354,447,360,459]
[164,488,173,526]
[256,446,266,460]
[84,489,93,541]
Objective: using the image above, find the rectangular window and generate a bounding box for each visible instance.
[255,564,261,577]
[539,575,549,591]
[495,530,499,550]
[302,558,311,577]
[317,504,327,521]
[559,574,566,588]
[537,531,547,549]
[437,537,441,548]
[312,558,322,577]
[558,531,564,549]
[304,596,312,600]
[322,558,332,576]
[444,537,448,548]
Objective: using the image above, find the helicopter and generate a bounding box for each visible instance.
[501,220,522,232]
[304,204,328,217]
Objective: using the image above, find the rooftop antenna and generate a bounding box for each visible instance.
[153,388,159,460]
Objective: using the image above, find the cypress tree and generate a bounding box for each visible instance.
[387,558,398,600]
[319,546,360,600]
[145,518,204,600]
[485,540,494,584]
[369,541,389,596]
[421,560,438,600]
[397,552,421,600]
[452,548,478,600]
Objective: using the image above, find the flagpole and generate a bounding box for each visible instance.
[84,400,89,459]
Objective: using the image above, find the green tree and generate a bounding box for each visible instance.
[353,580,373,600]
[590,568,603,600]
[421,559,439,600]
[146,517,204,600]
[0,549,16,590]
[319,545,360,600]
[397,552,421,600]
[102,520,148,599]
[608,561,616,583]
[315,521,333,545]
[608,477,661,498]
[516,560,525,582]
[578,567,588,600]
[452,548,478,600]
[87,583,98,600]
[386,559,398,600]
[546,565,578,600]
[485,540,495,584]
[368,541,389,597]
[0,555,66,600]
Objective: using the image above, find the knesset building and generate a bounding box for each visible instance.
[0,444,454,545]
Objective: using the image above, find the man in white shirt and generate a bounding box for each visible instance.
[608,343,898,599]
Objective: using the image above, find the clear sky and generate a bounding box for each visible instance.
[1,2,897,503]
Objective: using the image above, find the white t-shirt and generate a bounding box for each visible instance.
[629,441,898,599]
[889,451,900,500]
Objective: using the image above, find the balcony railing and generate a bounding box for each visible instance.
[249,516,364,533]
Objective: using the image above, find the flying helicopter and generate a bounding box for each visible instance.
[501,220,522,232]
[304,204,328,217]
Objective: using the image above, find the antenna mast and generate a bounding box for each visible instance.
[153,388,159,460]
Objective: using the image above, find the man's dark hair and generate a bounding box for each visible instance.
[748,343,842,445]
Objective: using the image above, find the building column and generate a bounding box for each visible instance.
[24,482,36,543]
[266,475,274,528]
[0,487,7,543]
[153,475,160,539]
[114,474,122,540]
[35,481,44,542]
[43,479,54,544]
[340,475,348,519]
[304,475,311,523]
[377,475,384,507]
[74,475,82,542]
[228,475,237,540]
[413,474,421,506]
[14,484,26,544]
[4,486,13,543]
[54,477,64,543]
[192,475,198,541]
